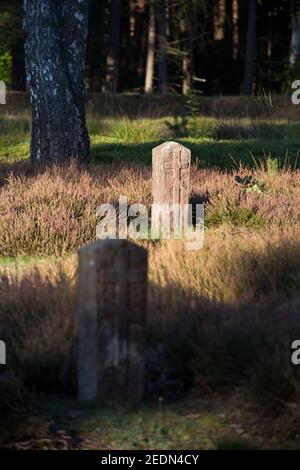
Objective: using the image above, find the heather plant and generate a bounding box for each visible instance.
[0,158,299,414]
[1,226,300,409]
[0,161,298,257]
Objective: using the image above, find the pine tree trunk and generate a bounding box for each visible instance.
[187,0,194,90]
[182,0,194,94]
[157,0,167,94]
[243,0,257,96]
[145,5,156,93]
[23,0,90,163]
[103,0,123,93]
[135,0,147,80]
[290,0,300,65]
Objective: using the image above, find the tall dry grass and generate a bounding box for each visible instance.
[0,160,299,257]
[0,160,299,410]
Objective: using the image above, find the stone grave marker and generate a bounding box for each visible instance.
[152,141,191,206]
[152,141,191,236]
[78,239,147,404]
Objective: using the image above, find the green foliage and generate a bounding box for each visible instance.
[259,58,300,95]
[235,175,268,194]
[74,406,224,450]
[266,156,280,176]
[0,1,23,52]
[206,204,266,229]
[186,90,201,138]
[1,114,300,169]
[0,51,12,87]
[111,117,159,143]
[186,90,199,119]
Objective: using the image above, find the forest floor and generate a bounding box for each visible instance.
[2,391,300,450]
[0,110,300,450]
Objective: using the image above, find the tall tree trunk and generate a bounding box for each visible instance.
[213,0,226,41]
[182,0,194,94]
[157,0,167,94]
[103,0,123,93]
[145,4,156,93]
[290,0,300,65]
[243,0,257,95]
[135,0,147,80]
[232,0,239,60]
[23,0,90,162]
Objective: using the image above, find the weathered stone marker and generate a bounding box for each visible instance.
[152,141,191,237]
[78,239,147,404]
[152,141,191,206]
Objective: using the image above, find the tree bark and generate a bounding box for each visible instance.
[145,5,156,93]
[157,0,167,94]
[23,0,90,163]
[135,0,147,80]
[290,0,300,65]
[103,0,123,93]
[243,0,257,96]
[182,0,194,94]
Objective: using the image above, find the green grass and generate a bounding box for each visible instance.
[90,137,300,167]
[0,114,299,169]
[75,404,224,450]
[1,108,300,450]
[0,256,55,267]
[1,396,265,450]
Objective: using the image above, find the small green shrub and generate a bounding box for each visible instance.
[206,204,266,229]
[235,175,268,194]
[266,156,280,176]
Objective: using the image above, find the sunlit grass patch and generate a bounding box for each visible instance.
[0,113,300,167]
[76,405,224,450]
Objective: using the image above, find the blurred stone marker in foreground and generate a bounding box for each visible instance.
[77,239,147,404]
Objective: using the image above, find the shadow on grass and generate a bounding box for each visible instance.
[1,235,300,407]
[90,139,300,170]
[1,237,300,447]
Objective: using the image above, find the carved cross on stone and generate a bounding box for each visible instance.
[152,141,191,206]
[163,153,190,204]
[152,141,191,236]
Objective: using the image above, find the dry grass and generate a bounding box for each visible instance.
[0,161,151,256]
[0,160,300,411]
[0,160,299,257]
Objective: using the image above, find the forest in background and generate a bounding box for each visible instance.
[1,0,300,96]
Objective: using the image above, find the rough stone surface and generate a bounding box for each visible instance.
[152,141,191,206]
[78,239,147,404]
